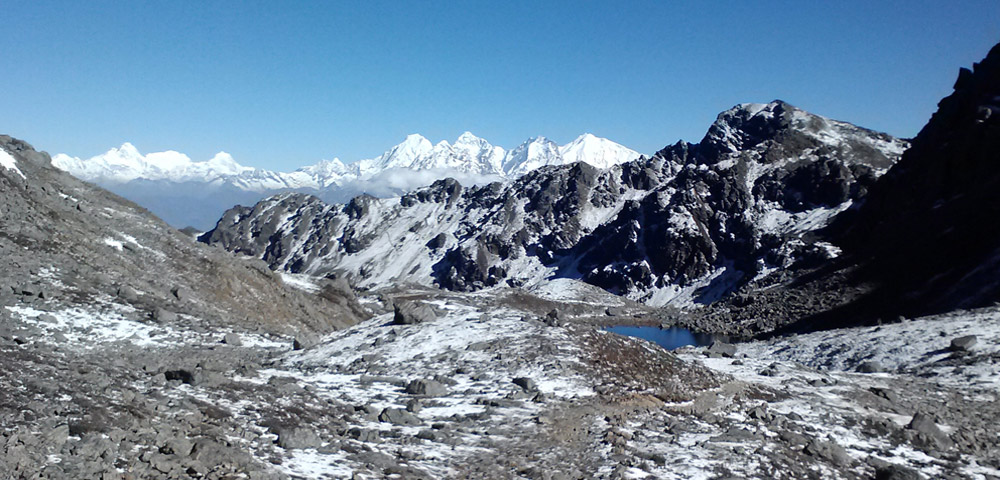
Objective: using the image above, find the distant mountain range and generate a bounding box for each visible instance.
[52,133,640,228]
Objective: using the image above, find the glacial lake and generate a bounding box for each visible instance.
[605,325,715,350]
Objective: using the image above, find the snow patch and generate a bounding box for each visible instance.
[0,148,26,179]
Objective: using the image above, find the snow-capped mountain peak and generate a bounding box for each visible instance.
[559,133,641,170]
[296,158,350,178]
[455,131,484,145]
[374,134,434,169]
[52,143,251,183]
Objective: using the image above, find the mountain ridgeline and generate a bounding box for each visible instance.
[53,133,640,229]
[697,41,1000,335]
[202,101,907,305]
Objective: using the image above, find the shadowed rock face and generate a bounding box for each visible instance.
[826,41,1000,320]
[690,42,1000,337]
[0,135,367,336]
[202,102,906,303]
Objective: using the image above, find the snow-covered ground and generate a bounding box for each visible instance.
[669,306,1000,479]
[5,279,997,479]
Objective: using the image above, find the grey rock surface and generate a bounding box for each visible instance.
[393,301,436,325]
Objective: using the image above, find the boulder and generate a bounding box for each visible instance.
[293,335,318,350]
[857,361,884,373]
[378,408,422,426]
[223,333,243,346]
[906,412,953,450]
[405,379,448,397]
[393,301,436,325]
[803,439,852,466]
[151,308,178,323]
[275,426,321,449]
[513,377,538,392]
[949,335,977,352]
[707,341,737,358]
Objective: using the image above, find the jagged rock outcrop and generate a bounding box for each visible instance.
[832,41,1000,313]
[693,41,1000,336]
[202,101,906,304]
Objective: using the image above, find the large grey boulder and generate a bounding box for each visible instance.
[949,335,977,352]
[906,413,953,451]
[378,408,422,426]
[707,341,737,358]
[803,439,853,466]
[405,379,448,397]
[513,377,538,392]
[275,426,321,449]
[393,301,436,325]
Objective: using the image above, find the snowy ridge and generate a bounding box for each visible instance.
[53,132,639,191]
[51,132,639,229]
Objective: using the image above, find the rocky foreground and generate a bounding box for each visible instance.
[3,275,997,479]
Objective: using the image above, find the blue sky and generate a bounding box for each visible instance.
[3,1,998,169]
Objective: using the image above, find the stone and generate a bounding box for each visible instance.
[346,428,380,443]
[392,301,436,325]
[378,408,421,426]
[906,412,953,450]
[426,233,449,250]
[151,308,178,323]
[857,361,884,373]
[512,377,538,392]
[223,333,243,346]
[293,335,317,350]
[275,426,321,450]
[416,429,440,442]
[405,379,448,397]
[949,335,977,352]
[706,341,737,358]
[803,439,852,466]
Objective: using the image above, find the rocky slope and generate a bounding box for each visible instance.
[202,101,907,305]
[0,135,380,478]
[690,41,1000,337]
[0,136,366,336]
[53,133,640,229]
